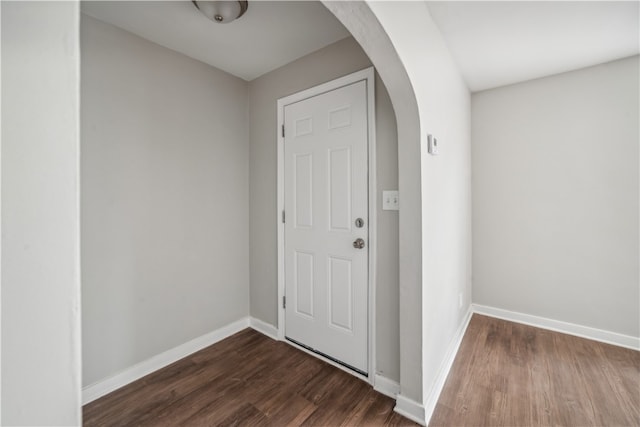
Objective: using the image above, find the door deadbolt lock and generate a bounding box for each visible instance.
[355,218,364,228]
[353,238,365,249]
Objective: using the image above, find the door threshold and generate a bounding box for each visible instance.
[285,336,368,377]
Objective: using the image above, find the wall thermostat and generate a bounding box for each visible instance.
[427,134,438,155]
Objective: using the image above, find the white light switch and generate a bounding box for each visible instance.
[382,190,399,211]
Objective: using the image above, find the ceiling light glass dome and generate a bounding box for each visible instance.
[192,1,248,24]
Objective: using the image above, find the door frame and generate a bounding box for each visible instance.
[276,67,377,383]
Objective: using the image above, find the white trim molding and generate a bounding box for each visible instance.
[249,317,279,340]
[373,374,400,399]
[473,304,640,351]
[395,394,426,426]
[276,67,378,383]
[423,306,474,425]
[82,317,250,404]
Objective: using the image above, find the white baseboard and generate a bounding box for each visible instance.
[373,374,400,398]
[472,304,640,351]
[423,305,473,425]
[395,394,426,426]
[82,317,250,405]
[249,317,279,340]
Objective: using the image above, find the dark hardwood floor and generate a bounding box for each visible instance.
[85,315,640,426]
[430,314,640,426]
[83,328,417,426]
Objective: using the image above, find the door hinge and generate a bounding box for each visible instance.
[281,124,285,138]
[283,296,286,309]
[282,210,285,223]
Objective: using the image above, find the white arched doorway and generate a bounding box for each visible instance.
[323,1,424,419]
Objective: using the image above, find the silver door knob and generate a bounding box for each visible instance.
[353,238,365,249]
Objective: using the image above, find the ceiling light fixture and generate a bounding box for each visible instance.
[192,1,248,24]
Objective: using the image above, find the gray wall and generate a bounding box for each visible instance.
[81,16,250,387]
[1,2,82,424]
[472,56,639,338]
[248,37,400,382]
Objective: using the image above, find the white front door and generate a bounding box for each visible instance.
[284,79,369,374]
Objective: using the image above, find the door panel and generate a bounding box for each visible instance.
[284,80,368,374]
[294,154,313,228]
[294,251,314,318]
[328,147,351,231]
[328,256,353,332]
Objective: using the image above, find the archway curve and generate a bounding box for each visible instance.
[322,0,424,410]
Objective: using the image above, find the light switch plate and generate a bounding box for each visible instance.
[382,190,399,211]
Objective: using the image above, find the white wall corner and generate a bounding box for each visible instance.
[373,374,400,399]
[82,317,250,405]
[472,304,640,351]
[395,394,426,426]
[423,306,473,425]
[249,317,279,340]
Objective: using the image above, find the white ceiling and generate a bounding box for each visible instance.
[81,1,350,81]
[426,1,640,92]
[82,1,639,91]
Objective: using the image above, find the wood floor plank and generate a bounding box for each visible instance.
[384,410,421,427]
[299,369,372,426]
[83,328,417,427]
[430,314,640,427]
[258,390,317,426]
[340,388,383,426]
[84,317,639,426]
[213,402,269,427]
